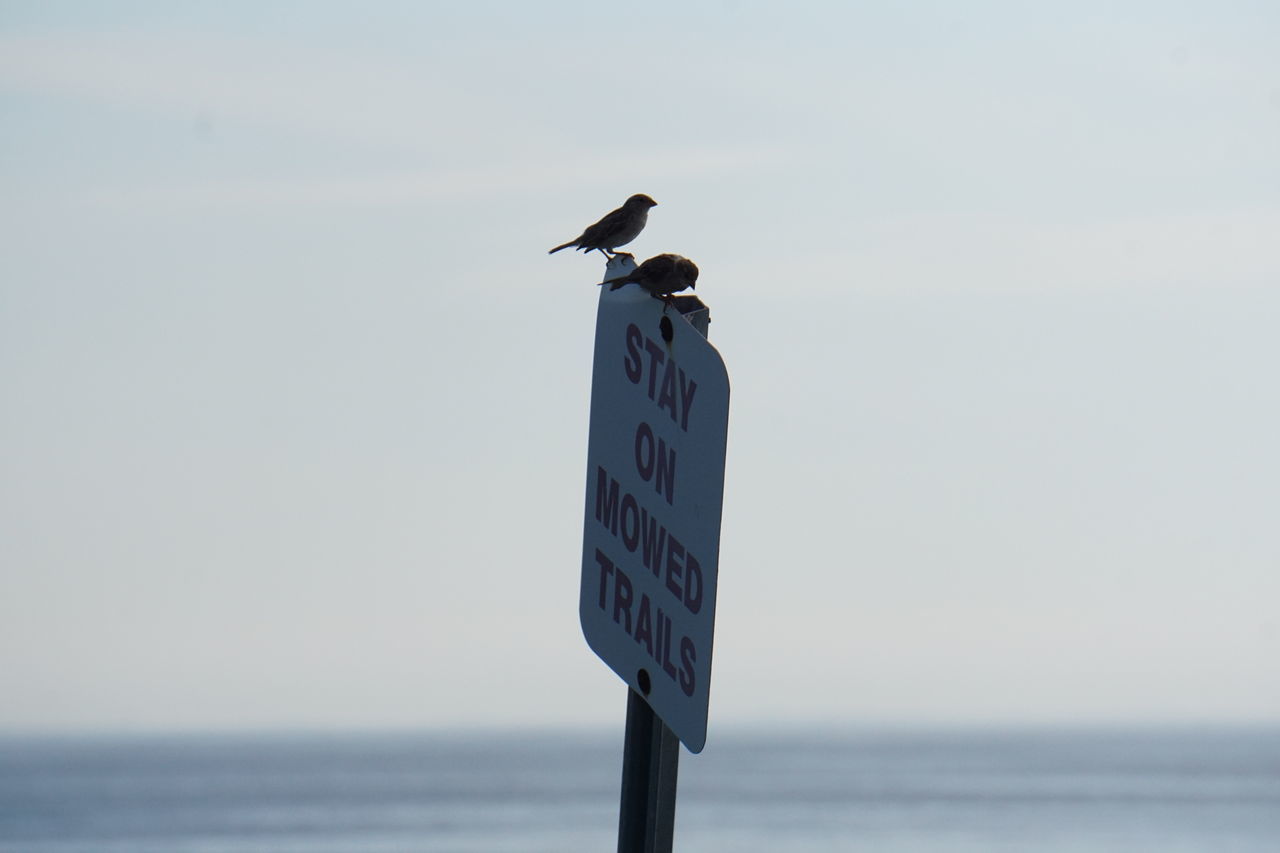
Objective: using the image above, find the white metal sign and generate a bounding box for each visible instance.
[581,283,730,753]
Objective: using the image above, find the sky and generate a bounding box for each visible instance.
[1,1,1278,735]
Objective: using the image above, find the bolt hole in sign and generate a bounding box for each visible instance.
[581,283,730,753]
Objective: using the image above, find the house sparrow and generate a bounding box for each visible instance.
[599,253,699,297]
[549,194,657,257]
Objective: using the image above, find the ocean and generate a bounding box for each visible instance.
[1,726,1276,852]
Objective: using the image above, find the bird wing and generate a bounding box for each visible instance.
[638,254,677,277]
[578,206,629,246]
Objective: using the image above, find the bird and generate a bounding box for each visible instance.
[599,253,699,298]
[549,194,657,257]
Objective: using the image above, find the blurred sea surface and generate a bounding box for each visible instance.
[2,726,1277,852]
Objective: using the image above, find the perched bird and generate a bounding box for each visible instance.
[549,194,657,257]
[599,253,699,298]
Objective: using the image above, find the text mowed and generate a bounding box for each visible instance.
[581,285,730,754]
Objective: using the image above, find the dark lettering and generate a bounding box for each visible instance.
[620,493,640,552]
[612,565,633,633]
[635,423,676,505]
[678,637,696,697]
[624,324,643,384]
[594,549,614,611]
[656,360,678,423]
[643,337,666,400]
[678,371,698,431]
[654,437,676,505]
[684,551,703,615]
[634,595,653,656]
[594,466,619,535]
[633,422,654,481]
[640,509,667,577]
[661,613,677,679]
[665,534,685,601]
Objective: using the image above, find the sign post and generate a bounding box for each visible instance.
[617,687,681,853]
[581,256,731,851]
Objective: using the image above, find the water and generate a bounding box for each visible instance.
[2,727,1276,852]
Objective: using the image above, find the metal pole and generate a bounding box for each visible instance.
[615,295,710,853]
[617,688,680,853]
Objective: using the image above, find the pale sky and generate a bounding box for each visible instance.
[2,1,1278,734]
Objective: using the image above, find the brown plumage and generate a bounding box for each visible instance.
[598,253,699,297]
[549,194,657,257]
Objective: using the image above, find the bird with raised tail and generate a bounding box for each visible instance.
[549,194,657,257]
[599,253,699,298]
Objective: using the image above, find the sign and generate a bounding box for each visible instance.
[581,279,730,754]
